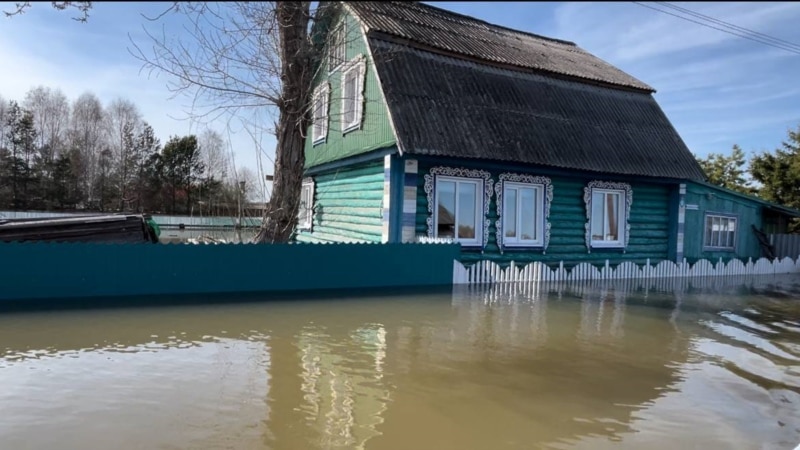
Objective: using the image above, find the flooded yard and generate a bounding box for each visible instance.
[1,276,799,449]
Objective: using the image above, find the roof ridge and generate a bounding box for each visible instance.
[347,1,653,92]
[402,1,577,47]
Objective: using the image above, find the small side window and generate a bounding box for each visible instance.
[298,179,315,230]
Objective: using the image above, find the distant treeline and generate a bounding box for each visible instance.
[0,87,260,215]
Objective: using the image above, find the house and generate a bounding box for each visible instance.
[294,1,800,267]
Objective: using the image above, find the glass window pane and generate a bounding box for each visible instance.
[344,72,356,125]
[314,96,321,120]
[504,187,517,239]
[727,218,736,248]
[520,187,536,241]
[591,192,604,241]
[299,186,309,222]
[705,216,712,246]
[313,95,323,137]
[457,182,477,240]
[605,193,619,241]
[437,181,456,238]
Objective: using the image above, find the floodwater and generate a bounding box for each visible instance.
[1,277,800,450]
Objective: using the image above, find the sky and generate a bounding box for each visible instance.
[1,1,799,201]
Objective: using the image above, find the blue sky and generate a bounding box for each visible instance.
[1,1,799,199]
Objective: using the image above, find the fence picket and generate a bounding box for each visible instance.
[453,255,800,286]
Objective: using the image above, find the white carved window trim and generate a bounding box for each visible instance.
[298,178,315,231]
[583,181,632,252]
[311,83,330,145]
[703,213,737,251]
[340,55,366,134]
[495,173,552,252]
[328,23,346,73]
[424,167,493,249]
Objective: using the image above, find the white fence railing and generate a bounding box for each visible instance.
[453,256,800,286]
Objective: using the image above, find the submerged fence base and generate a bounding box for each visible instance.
[453,256,800,286]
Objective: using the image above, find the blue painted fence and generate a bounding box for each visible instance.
[0,242,460,303]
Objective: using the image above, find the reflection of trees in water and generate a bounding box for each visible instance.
[292,324,390,449]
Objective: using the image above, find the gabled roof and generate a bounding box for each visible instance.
[369,39,707,181]
[342,1,708,181]
[346,1,654,92]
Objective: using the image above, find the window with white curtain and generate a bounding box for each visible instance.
[501,181,545,246]
[434,176,483,246]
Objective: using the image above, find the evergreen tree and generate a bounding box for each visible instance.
[695,145,754,195]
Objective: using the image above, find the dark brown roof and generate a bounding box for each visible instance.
[369,38,707,181]
[346,1,654,92]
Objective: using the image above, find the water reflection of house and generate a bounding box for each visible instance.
[295,1,800,267]
[372,288,692,449]
[0,290,696,449]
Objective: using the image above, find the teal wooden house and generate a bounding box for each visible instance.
[294,1,800,267]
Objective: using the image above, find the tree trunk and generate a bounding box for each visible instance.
[253,2,311,244]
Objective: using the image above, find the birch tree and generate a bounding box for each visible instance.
[105,97,141,210]
[68,92,107,205]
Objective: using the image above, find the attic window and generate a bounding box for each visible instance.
[312,83,329,144]
[341,55,366,133]
[328,24,346,72]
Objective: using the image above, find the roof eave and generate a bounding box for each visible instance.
[694,180,800,217]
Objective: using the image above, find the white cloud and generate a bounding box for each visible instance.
[553,2,800,62]
[547,1,800,157]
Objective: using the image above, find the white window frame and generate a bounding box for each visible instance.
[340,55,366,134]
[703,213,737,251]
[328,24,346,73]
[495,174,552,250]
[298,178,315,231]
[311,83,330,145]
[583,181,632,252]
[423,167,493,249]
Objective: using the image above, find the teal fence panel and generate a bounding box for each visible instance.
[0,242,461,302]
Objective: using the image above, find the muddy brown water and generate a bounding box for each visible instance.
[1,276,799,449]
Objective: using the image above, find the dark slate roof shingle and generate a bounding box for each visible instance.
[369,39,707,181]
[346,1,654,92]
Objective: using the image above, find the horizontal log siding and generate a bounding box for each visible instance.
[296,161,385,243]
[415,160,674,268]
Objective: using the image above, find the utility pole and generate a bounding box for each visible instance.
[237,180,246,229]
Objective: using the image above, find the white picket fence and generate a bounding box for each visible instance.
[453,256,800,286]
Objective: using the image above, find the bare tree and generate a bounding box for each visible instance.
[3,1,92,22]
[0,95,7,150]
[23,86,70,165]
[235,166,260,203]
[105,97,142,210]
[68,92,107,207]
[129,1,328,243]
[198,128,229,182]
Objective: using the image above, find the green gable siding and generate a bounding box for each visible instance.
[305,10,396,168]
[682,182,763,263]
[413,158,675,268]
[295,160,384,243]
